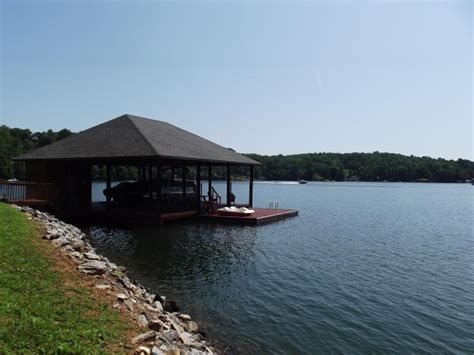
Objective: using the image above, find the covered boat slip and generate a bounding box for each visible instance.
[13,114,298,225]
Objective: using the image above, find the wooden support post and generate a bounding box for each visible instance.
[157,161,162,213]
[196,164,201,214]
[106,164,111,206]
[208,165,212,198]
[171,167,175,182]
[249,165,254,207]
[148,164,153,199]
[226,165,232,207]
[182,164,187,203]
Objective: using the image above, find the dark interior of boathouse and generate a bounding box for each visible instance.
[12,114,261,223]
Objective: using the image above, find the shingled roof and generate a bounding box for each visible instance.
[14,114,260,165]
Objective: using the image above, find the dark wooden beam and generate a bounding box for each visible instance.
[226,164,231,207]
[182,164,187,203]
[157,161,162,212]
[249,165,254,207]
[106,164,111,206]
[196,164,201,214]
[148,164,153,199]
[208,165,212,198]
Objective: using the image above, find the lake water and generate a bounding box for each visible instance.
[88,181,473,353]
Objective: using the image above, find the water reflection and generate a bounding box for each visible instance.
[87,222,259,296]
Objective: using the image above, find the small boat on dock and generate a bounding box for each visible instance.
[217,206,255,217]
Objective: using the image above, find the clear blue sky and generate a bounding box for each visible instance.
[1,0,472,160]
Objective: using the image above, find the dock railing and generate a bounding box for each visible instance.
[200,186,222,214]
[0,180,58,209]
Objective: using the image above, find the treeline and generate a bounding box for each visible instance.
[1,125,473,183]
[246,152,474,183]
[0,126,74,179]
[0,126,140,180]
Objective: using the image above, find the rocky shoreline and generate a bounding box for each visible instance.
[16,206,216,355]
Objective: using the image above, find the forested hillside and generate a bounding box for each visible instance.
[0,126,73,179]
[245,153,474,183]
[1,125,473,183]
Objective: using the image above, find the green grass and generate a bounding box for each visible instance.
[0,203,129,353]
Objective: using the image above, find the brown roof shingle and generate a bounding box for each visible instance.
[14,114,260,165]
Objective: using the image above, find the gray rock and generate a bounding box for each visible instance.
[145,293,156,304]
[186,321,199,333]
[61,245,74,253]
[152,301,163,312]
[178,331,199,345]
[131,330,157,344]
[159,345,170,352]
[182,349,208,355]
[51,237,69,247]
[161,329,178,343]
[94,280,111,290]
[69,251,83,259]
[155,332,175,347]
[137,314,148,327]
[77,260,108,275]
[44,229,61,240]
[151,346,165,355]
[178,314,191,321]
[146,304,163,313]
[118,276,134,290]
[84,252,100,260]
[134,346,151,355]
[107,262,118,271]
[70,240,85,251]
[160,322,171,331]
[167,315,184,333]
[124,299,135,311]
[116,293,128,301]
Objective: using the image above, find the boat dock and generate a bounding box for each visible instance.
[201,208,298,225]
[9,114,299,227]
[60,203,298,226]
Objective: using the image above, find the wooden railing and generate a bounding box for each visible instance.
[200,186,222,214]
[0,180,58,209]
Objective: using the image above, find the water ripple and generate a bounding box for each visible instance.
[87,182,474,353]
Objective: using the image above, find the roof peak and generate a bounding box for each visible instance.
[123,114,164,123]
[14,114,260,165]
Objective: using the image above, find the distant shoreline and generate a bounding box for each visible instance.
[91,179,473,184]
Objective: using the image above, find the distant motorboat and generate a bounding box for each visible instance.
[298,180,308,184]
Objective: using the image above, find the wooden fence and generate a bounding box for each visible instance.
[0,180,58,209]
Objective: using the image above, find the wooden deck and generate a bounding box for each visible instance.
[201,208,298,225]
[56,203,297,226]
[161,210,197,223]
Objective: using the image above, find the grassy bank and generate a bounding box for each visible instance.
[0,203,130,353]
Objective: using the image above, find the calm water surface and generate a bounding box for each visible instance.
[88,182,473,353]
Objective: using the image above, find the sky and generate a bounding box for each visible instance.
[1,0,472,160]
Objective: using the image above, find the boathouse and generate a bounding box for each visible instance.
[9,114,297,224]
